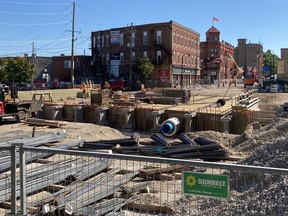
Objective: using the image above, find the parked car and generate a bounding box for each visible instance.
[107,79,130,91]
[17,83,32,91]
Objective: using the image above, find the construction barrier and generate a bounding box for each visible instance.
[4,143,288,215]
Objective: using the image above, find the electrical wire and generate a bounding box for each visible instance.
[0,21,68,26]
[0,2,74,56]
[0,11,70,15]
[0,1,92,57]
[0,1,71,6]
[0,5,72,41]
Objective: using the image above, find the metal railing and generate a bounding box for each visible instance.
[4,143,288,215]
[145,79,208,89]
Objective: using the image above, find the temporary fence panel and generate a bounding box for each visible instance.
[0,146,16,215]
[6,145,288,216]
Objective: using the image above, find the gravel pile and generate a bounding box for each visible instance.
[175,116,288,215]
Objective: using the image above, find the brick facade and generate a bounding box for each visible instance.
[52,55,92,85]
[91,21,200,88]
[200,26,236,85]
[234,38,264,74]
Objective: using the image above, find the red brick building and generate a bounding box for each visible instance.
[91,21,200,88]
[52,55,92,87]
[200,26,235,85]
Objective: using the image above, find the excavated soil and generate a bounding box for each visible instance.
[2,85,288,215]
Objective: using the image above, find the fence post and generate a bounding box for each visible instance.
[19,143,27,215]
[10,143,17,214]
[10,142,26,216]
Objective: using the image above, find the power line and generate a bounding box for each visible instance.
[0,0,71,6]
[0,11,70,15]
[0,37,71,46]
[0,21,69,26]
[0,5,72,41]
[0,2,73,56]
[0,1,91,57]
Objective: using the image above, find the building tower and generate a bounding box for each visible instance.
[200,26,235,85]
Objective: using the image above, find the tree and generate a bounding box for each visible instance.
[0,59,8,82]
[133,57,154,82]
[0,57,35,83]
[264,50,279,77]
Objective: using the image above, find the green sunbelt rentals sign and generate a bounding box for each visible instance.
[182,171,229,199]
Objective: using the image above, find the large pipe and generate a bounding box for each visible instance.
[160,117,181,137]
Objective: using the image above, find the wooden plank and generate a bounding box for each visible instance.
[157,173,175,181]
[127,202,175,214]
[46,184,65,192]
[35,158,53,164]
[139,165,188,176]
[0,202,38,214]
[251,113,276,118]
[173,172,182,180]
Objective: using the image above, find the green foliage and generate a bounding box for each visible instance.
[133,57,154,81]
[0,59,7,82]
[0,57,35,83]
[264,50,279,76]
[264,50,278,67]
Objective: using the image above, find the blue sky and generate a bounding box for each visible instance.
[0,0,286,57]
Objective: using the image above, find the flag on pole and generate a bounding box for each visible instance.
[213,17,219,22]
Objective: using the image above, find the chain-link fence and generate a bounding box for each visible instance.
[3,144,287,216]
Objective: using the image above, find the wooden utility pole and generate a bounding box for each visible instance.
[71,1,75,88]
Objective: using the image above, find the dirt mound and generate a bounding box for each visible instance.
[233,118,288,154]
[185,130,240,157]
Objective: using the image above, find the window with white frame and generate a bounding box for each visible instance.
[157,31,162,45]
[93,36,96,48]
[143,31,147,45]
[210,48,218,56]
[97,36,100,48]
[132,32,136,47]
[106,35,109,47]
[173,32,176,44]
[157,50,161,64]
[64,60,71,68]
[132,51,136,64]
[120,52,124,64]
[120,33,124,46]
[101,36,104,47]
[143,51,148,58]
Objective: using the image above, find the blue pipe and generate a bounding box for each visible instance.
[161,122,174,134]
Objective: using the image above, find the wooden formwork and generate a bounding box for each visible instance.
[85,105,109,125]
[62,104,85,122]
[248,111,276,125]
[109,106,135,131]
[230,107,276,134]
[193,112,224,132]
[230,106,248,134]
[135,107,166,132]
